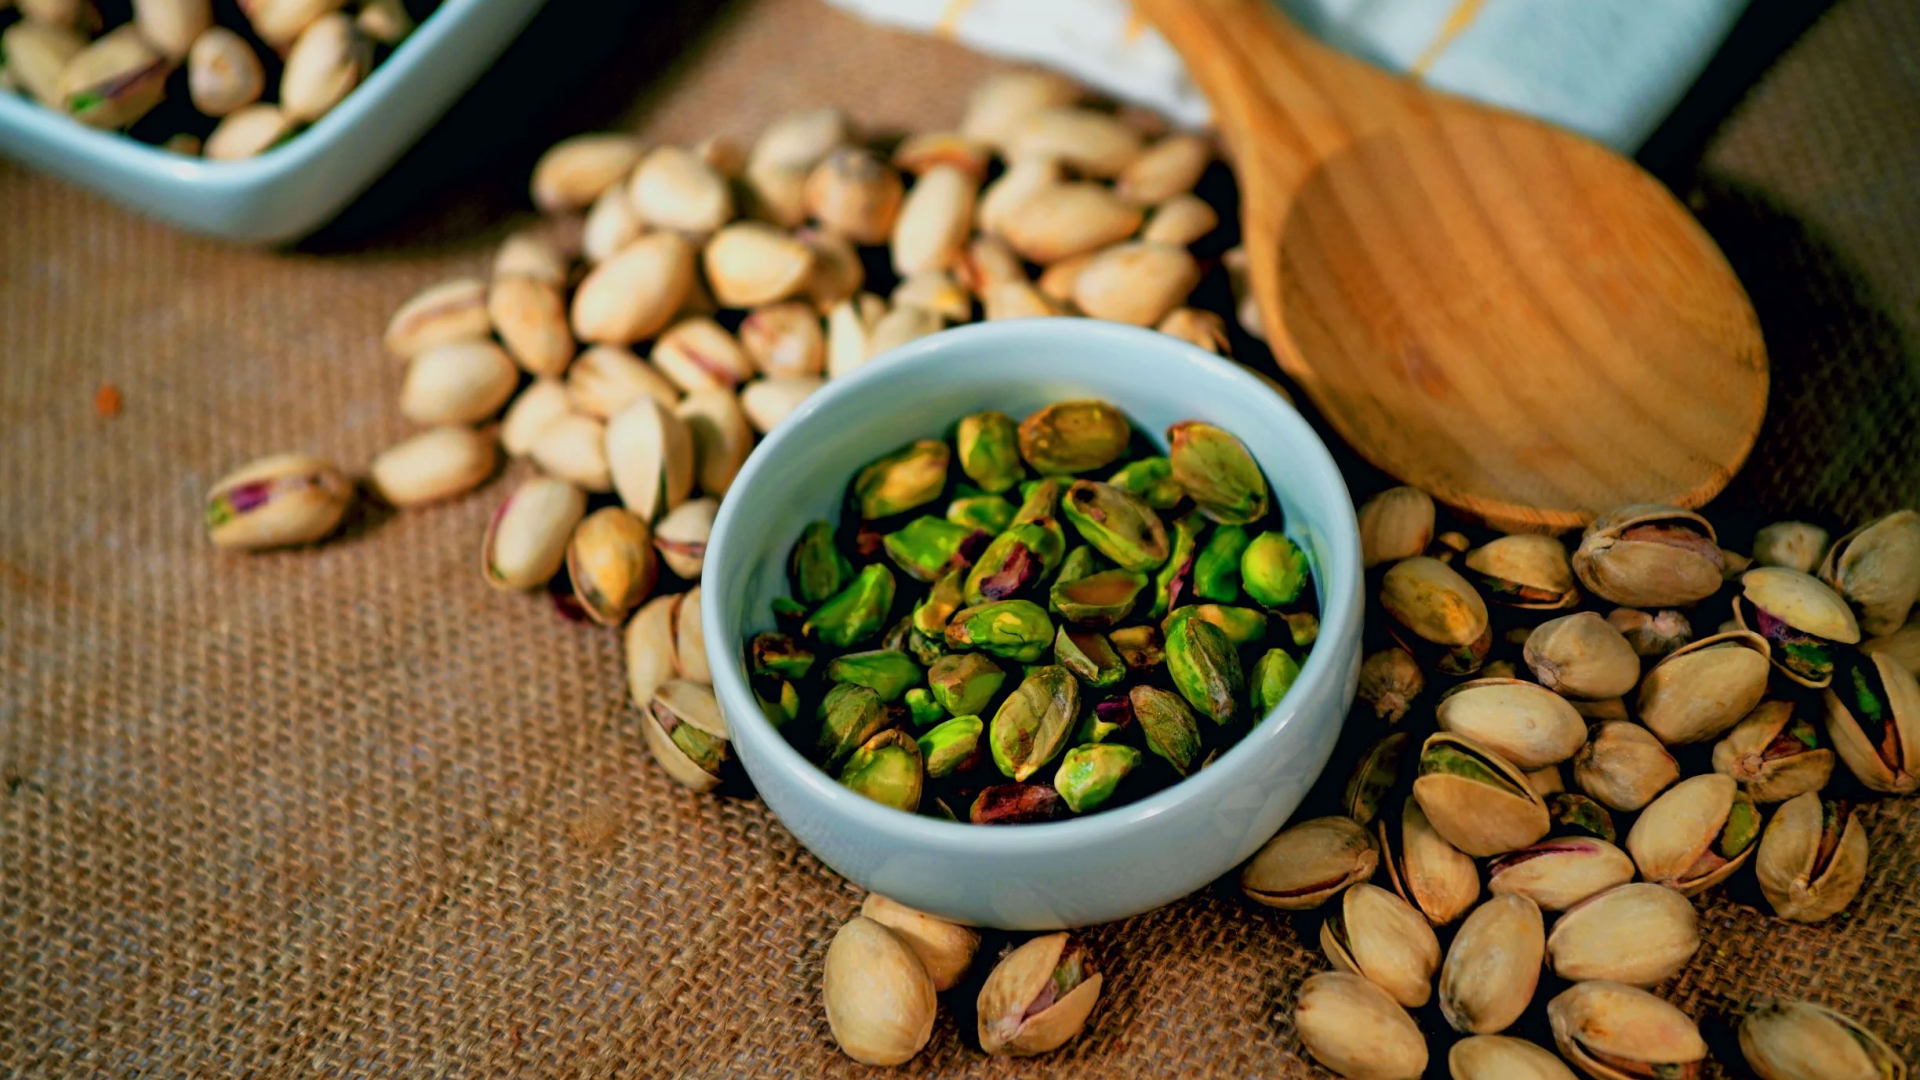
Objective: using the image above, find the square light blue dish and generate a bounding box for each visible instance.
[0,0,548,243]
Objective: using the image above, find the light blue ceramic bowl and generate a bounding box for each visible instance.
[702,319,1362,929]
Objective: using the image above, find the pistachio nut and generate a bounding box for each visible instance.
[1734,567,1862,687]
[674,388,752,498]
[1519,612,1639,700]
[1820,510,1920,635]
[624,592,683,708]
[881,516,983,583]
[481,477,585,590]
[355,0,412,43]
[15,0,96,32]
[988,665,1079,780]
[800,226,865,309]
[1293,971,1428,1080]
[956,234,1030,299]
[279,12,367,123]
[206,104,294,164]
[890,269,971,323]
[638,496,709,580]
[531,132,642,213]
[1165,615,1243,724]
[1487,836,1635,913]
[977,932,1103,1056]
[1001,182,1145,263]
[1823,648,1920,793]
[868,304,943,357]
[1436,893,1543,1035]
[1625,773,1761,895]
[627,144,733,236]
[572,233,695,344]
[1320,883,1442,1010]
[1527,766,1566,797]
[1167,420,1268,525]
[644,679,729,792]
[1711,700,1835,803]
[1436,679,1587,770]
[918,714,982,778]
[859,893,979,993]
[1343,732,1410,825]
[1863,615,1920,677]
[1572,504,1727,608]
[969,781,1066,824]
[492,226,571,288]
[787,519,849,606]
[1754,521,1831,574]
[956,410,1025,494]
[1155,307,1231,355]
[1464,534,1579,611]
[1358,648,1424,724]
[1756,791,1868,922]
[1075,693,1134,744]
[185,25,261,115]
[731,304,824,381]
[1109,456,1185,513]
[924,652,1002,721]
[567,346,677,420]
[2,22,84,107]
[815,681,888,766]
[801,146,903,244]
[204,453,353,550]
[1607,607,1693,657]
[733,373,817,434]
[1110,625,1164,669]
[1059,481,1168,572]
[822,915,935,1066]
[1242,531,1308,608]
[1054,743,1140,813]
[960,69,1080,149]
[1549,793,1618,842]
[1117,132,1212,205]
[1008,107,1142,177]
[526,413,610,492]
[750,631,815,681]
[890,163,976,275]
[482,276,571,377]
[370,426,496,507]
[669,583,710,683]
[1541,880,1699,989]
[57,25,168,129]
[1071,241,1202,327]
[1412,733,1550,857]
[1050,570,1146,628]
[977,156,1063,238]
[1036,251,1094,306]
[1546,981,1706,1080]
[883,130,985,180]
[1352,487,1437,570]
[566,508,657,625]
[1636,629,1772,744]
[1015,400,1130,477]
[826,649,922,704]
[606,396,696,523]
[581,181,642,263]
[1250,646,1301,716]
[1241,815,1377,910]
[840,729,923,812]
[1572,721,1680,812]
[650,316,752,395]
[1484,660,1520,681]
[807,564,896,649]
[1163,600,1270,646]
[741,157,808,228]
[1739,999,1905,1080]
[1290,610,1321,645]
[1188,524,1248,601]
[1449,1036,1579,1080]
[1382,796,1481,926]
[1381,557,1493,676]
[1132,685,1201,776]
[700,221,814,308]
[1141,193,1219,246]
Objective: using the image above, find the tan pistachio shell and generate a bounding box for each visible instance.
[484,276,572,377]
[802,146,903,244]
[653,497,716,581]
[1524,612,1641,700]
[279,11,366,123]
[1820,510,1920,635]
[1547,981,1706,1080]
[370,426,496,507]
[1742,566,1863,644]
[1001,182,1144,263]
[1625,773,1755,894]
[800,227,866,309]
[1488,836,1636,912]
[399,340,518,426]
[1382,556,1491,650]
[1006,107,1143,177]
[1115,132,1212,205]
[1607,606,1694,658]
[890,164,977,276]
[493,227,570,287]
[739,376,822,434]
[624,592,682,709]
[749,106,848,172]
[1526,767,1566,798]
[204,453,353,550]
[1636,630,1772,744]
[567,507,657,626]
[566,346,679,420]
[499,379,572,458]
[384,277,490,359]
[628,144,733,236]
[1824,650,1920,794]
[572,233,696,345]
[1320,883,1442,1009]
[529,414,611,493]
[705,221,816,307]
[1862,615,1920,677]
[739,302,826,378]
[891,269,971,322]
[3,21,86,107]
[1572,504,1724,608]
[1383,796,1480,926]
[675,389,753,498]
[1293,971,1428,1080]
[482,476,585,590]
[1036,251,1094,306]
[1466,533,1579,609]
[581,181,642,264]
[1155,307,1230,354]
[1449,1035,1578,1080]
[1572,720,1680,812]
[1439,894,1543,1035]
[959,69,1081,150]
[868,305,942,356]
[185,25,261,115]
[977,933,1103,1056]
[859,894,979,992]
[1754,521,1830,574]
[978,156,1064,239]
[1241,815,1378,910]
[1545,882,1699,986]
[1756,792,1869,923]
[1711,700,1835,803]
[530,132,642,213]
[604,395,695,524]
[1071,241,1201,327]
[1357,487,1437,569]
[825,293,886,378]
[891,130,991,179]
[822,916,936,1066]
[1436,679,1587,770]
[984,280,1060,320]
[58,25,169,129]
[643,678,728,792]
[1412,733,1550,857]
[1740,1000,1907,1080]
[672,584,708,683]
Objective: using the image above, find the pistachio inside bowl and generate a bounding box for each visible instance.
[702,320,1362,929]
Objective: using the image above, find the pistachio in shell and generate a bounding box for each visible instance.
[1320,883,1442,1010]
[1739,999,1907,1080]
[1863,615,1920,677]
[1573,721,1680,812]
[1524,612,1641,700]
[1546,981,1706,1080]
[1753,521,1831,573]
[1344,733,1410,826]
[1241,815,1377,910]
[1382,796,1480,926]
[840,729,924,812]
[1544,882,1699,987]
[1061,480,1169,571]
[1381,557,1493,676]
[977,933,1103,1057]
[859,893,979,993]
[205,453,354,551]
[1733,567,1862,688]
[644,679,730,792]
[1293,972,1428,1080]
[1571,504,1727,608]
[1358,648,1424,724]
[1166,420,1269,525]
[1436,679,1587,770]
[566,507,658,625]
[1449,1036,1579,1080]
[1017,400,1131,476]
[853,439,950,520]
[988,665,1080,780]
[1711,700,1835,803]
[1823,648,1920,794]
[1819,510,1920,636]
[1607,607,1693,658]
[1412,733,1550,857]
[1755,792,1869,923]
[1438,894,1543,1035]
[1636,630,1772,744]
[957,410,1025,493]
[1358,486,1435,569]
[822,916,936,1066]
[1467,534,1579,609]
[1624,773,1761,896]
[1487,836,1635,912]
[652,497,716,579]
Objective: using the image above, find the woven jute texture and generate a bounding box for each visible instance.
[2,0,1917,1076]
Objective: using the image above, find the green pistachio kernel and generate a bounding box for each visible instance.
[1249,647,1301,716]
[1242,531,1308,608]
[928,651,1007,717]
[1193,525,1250,603]
[1107,456,1184,509]
[853,440,951,519]
[804,564,896,648]
[749,632,816,680]
[1054,626,1127,688]
[957,411,1026,493]
[918,715,984,778]
[913,568,966,636]
[883,516,984,583]
[1165,615,1243,724]
[964,522,1058,605]
[1061,480,1171,572]
[989,665,1082,780]
[816,683,889,770]
[905,687,946,728]
[1132,685,1201,776]
[789,520,851,605]
[1054,743,1142,813]
[1149,513,1203,619]
[752,673,799,728]
[1167,420,1269,524]
[948,493,1018,534]
[1051,568,1149,627]
[1165,603,1269,646]
[1017,400,1132,475]
[825,649,924,703]
[945,599,1054,662]
[840,729,924,812]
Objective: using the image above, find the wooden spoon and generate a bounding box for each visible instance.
[1135,0,1766,532]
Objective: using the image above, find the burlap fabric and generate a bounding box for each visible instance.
[3,0,1917,1075]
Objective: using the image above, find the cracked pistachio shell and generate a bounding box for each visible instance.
[1167,420,1268,525]
[384,277,490,358]
[1608,607,1693,657]
[1449,1036,1579,1080]
[1251,647,1302,717]
[279,12,367,124]
[1149,512,1202,619]
[738,303,825,381]
[1437,679,1587,771]
[960,69,1080,149]
[530,414,611,492]
[1754,521,1831,574]
[1625,773,1761,895]
[1062,481,1168,571]
[860,894,979,993]
[1413,733,1550,857]
[989,665,1080,780]
[581,181,642,263]
[567,507,657,625]
[1488,836,1636,913]
[1054,627,1126,688]
[1821,510,1920,636]
[1572,505,1726,608]
[648,496,714,579]
[803,146,903,244]
[1321,883,1442,1009]
[1547,981,1706,1080]
[371,426,496,507]
[1823,649,1920,794]
[58,26,169,129]
[1756,792,1868,922]
[670,584,709,683]
[927,650,1005,717]
[750,105,847,173]
[1382,557,1492,678]
[1133,685,1201,777]
[1116,132,1211,204]
[482,477,585,590]
[957,234,1029,298]
[486,276,572,377]
[530,133,641,213]
[644,679,729,792]
[1862,615,1920,676]
[957,411,1026,494]
[493,225,570,286]
[823,916,935,1066]
[840,729,923,812]
[1072,241,1201,327]
[204,453,353,550]
[400,340,517,426]
[1294,971,1427,1080]
[918,714,982,778]
[1439,894,1543,1035]
[892,130,990,179]
[567,345,679,421]
[1165,615,1242,724]
[235,0,342,48]
[675,388,752,498]
[1001,182,1144,263]
[1468,533,1580,610]
[1054,743,1140,813]
[976,156,1063,239]
[854,440,950,520]
[1711,700,1834,803]
[3,22,85,108]
[827,649,922,703]
[624,592,683,708]
[607,396,696,523]
[1573,721,1680,812]
[1740,1000,1906,1080]
[1142,192,1219,246]
[628,144,732,236]
[789,519,849,604]
[1155,307,1231,355]
[1383,796,1480,926]
[1241,815,1377,910]
[1736,567,1862,688]
[572,233,696,344]
[1018,401,1131,477]
[867,304,943,356]
[1359,648,1424,724]
[185,25,261,115]
[1008,106,1142,177]
[1357,487,1435,569]
[891,164,976,275]
[977,933,1102,1057]
[1344,733,1411,826]
[1545,882,1698,988]
[1636,630,1772,744]
[652,316,753,394]
[947,599,1053,662]
[807,564,897,649]
[1242,531,1309,608]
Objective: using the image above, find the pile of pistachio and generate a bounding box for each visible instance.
[0,0,421,158]
[1244,495,1918,1080]
[737,401,1316,823]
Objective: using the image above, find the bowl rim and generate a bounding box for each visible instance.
[703,318,1362,855]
